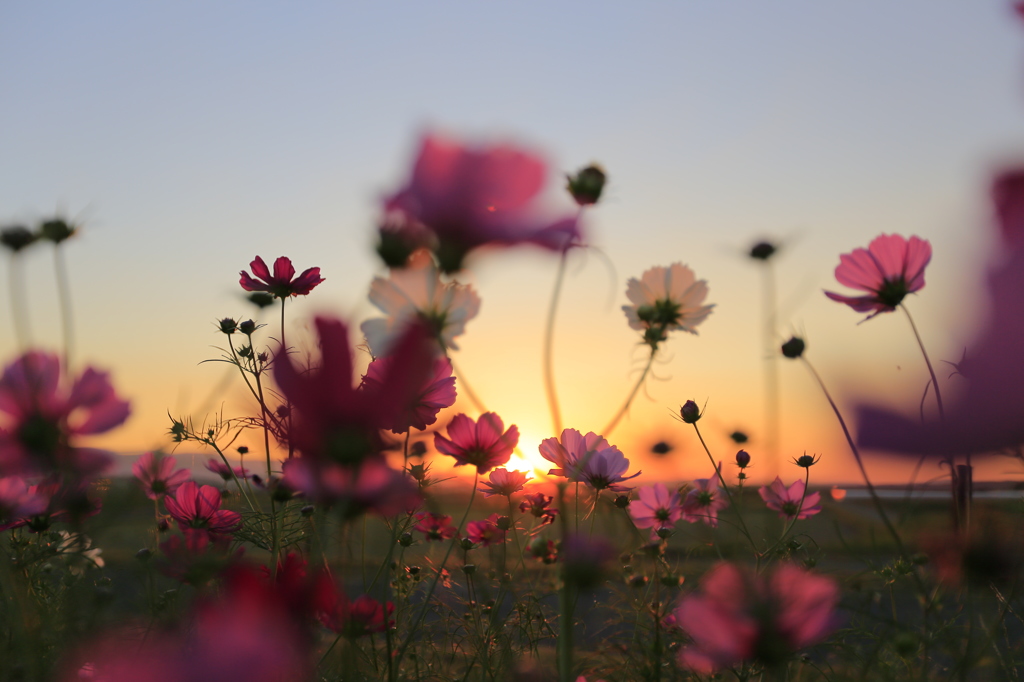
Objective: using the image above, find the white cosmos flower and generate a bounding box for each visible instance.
[361,250,481,356]
[622,263,714,340]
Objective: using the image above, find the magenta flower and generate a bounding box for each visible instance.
[675,562,838,672]
[282,457,420,518]
[363,354,456,434]
[630,483,684,532]
[132,452,190,500]
[0,476,48,526]
[238,255,324,299]
[0,351,130,480]
[385,133,581,272]
[758,477,821,520]
[682,476,730,528]
[824,234,932,320]
[321,592,395,638]
[204,458,250,481]
[434,412,519,475]
[466,513,506,547]
[479,467,531,497]
[164,481,242,536]
[414,512,459,541]
[274,316,434,468]
[518,492,558,526]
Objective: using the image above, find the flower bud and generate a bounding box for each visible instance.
[39,218,75,243]
[460,538,475,551]
[566,164,607,206]
[680,400,701,424]
[238,345,253,358]
[399,532,414,547]
[781,336,806,359]
[237,446,249,455]
[748,240,777,261]
[793,452,820,468]
[157,519,170,532]
[247,292,275,309]
[300,505,315,517]
[461,563,476,576]
[218,318,238,335]
[650,441,672,456]
[0,226,36,252]
[239,319,256,335]
[729,430,749,444]
[735,450,751,468]
[614,494,630,509]
[406,565,420,576]
[655,527,673,539]
[495,515,512,531]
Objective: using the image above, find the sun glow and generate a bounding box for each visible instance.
[504,429,554,480]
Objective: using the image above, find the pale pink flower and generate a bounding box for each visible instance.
[466,513,506,547]
[682,476,730,528]
[630,483,684,531]
[362,354,456,433]
[0,351,130,479]
[478,467,531,497]
[204,458,250,481]
[539,428,639,490]
[238,255,323,298]
[434,412,519,475]
[824,234,931,319]
[676,562,839,672]
[132,452,190,500]
[758,477,821,520]
[384,133,581,272]
[622,263,714,347]
[164,481,242,536]
[361,250,480,356]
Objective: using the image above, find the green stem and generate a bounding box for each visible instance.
[691,423,757,551]
[7,254,31,349]
[901,304,944,422]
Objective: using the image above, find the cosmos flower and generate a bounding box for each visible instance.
[414,512,459,541]
[675,562,839,673]
[204,458,250,481]
[758,477,821,520]
[622,263,714,348]
[466,513,506,547]
[518,492,558,526]
[0,351,130,480]
[384,133,581,272]
[824,234,931,320]
[539,429,639,491]
[434,412,519,475]
[164,481,242,536]
[238,255,324,299]
[682,475,730,528]
[478,467,531,497]
[362,354,456,434]
[630,483,684,532]
[132,452,191,500]
[361,250,481,356]
[320,591,395,638]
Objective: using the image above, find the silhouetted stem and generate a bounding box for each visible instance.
[602,350,655,438]
[8,254,30,349]
[543,249,570,433]
[691,423,756,550]
[901,304,944,422]
[53,245,75,372]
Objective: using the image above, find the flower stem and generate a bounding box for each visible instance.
[601,349,655,438]
[901,304,944,422]
[691,423,757,551]
[543,248,570,434]
[7,253,31,349]
[53,244,75,372]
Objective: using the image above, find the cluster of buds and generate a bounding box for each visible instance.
[0,216,77,254]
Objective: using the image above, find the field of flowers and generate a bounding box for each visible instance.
[5,50,1024,682]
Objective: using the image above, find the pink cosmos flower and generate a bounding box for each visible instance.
[824,234,931,320]
[282,457,419,518]
[758,477,821,520]
[204,458,250,481]
[479,467,531,497]
[164,481,242,536]
[676,562,839,672]
[630,483,684,532]
[385,133,581,272]
[132,452,190,500]
[518,492,558,526]
[238,255,324,299]
[434,412,519,474]
[320,591,395,638]
[466,513,506,547]
[622,263,715,347]
[0,351,130,479]
[362,354,456,434]
[0,476,48,526]
[274,316,434,467]
[414,512,459,541]
[682,476,730,528]
[539,429,640,490]
[361,249,481,356]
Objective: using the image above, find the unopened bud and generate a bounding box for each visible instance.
[247,292,275,309]
[39,218,75,243]
[461,564,476,576]
[614,495,630,509]
[300,505,315,517]
[680,400,701,424]
[495,515,512,531]
[0,226,36,252]
[781,336,806,359]
[748,241,777,261]
[399,532,414,547]
[239,319,256,335]
[218,318,238,334]
[460,538,475,551]
[735,450,751,468]
[566,164,607,206]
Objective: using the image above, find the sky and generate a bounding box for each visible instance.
[2,3,1024,486]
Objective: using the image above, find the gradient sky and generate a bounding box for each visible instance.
[2,3,1024,485]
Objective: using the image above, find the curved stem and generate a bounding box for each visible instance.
[901,304,944,422]
[691,423,756,550]
[601,349,656,438]
[449,357,488,413]
[543,249,570,434]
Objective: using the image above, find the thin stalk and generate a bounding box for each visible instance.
[691,423,756,550]
[450,357,489,413]
[8,254,31,349]
[543,248,570,433]
[901,304,944,422]
[601,349,655,438]
[761,261,780,476]
[53,244,75,371]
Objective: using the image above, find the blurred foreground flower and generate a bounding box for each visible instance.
[133,452,190,500]
[824,234,931,320]
[363,354,456,433]
[675,562,839,672]
[434,412,519,474]
[385,133,580,272]
[0,351,130,479]
[238,255,323,299]
[361,250,480,356]
[622,263,714,349]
